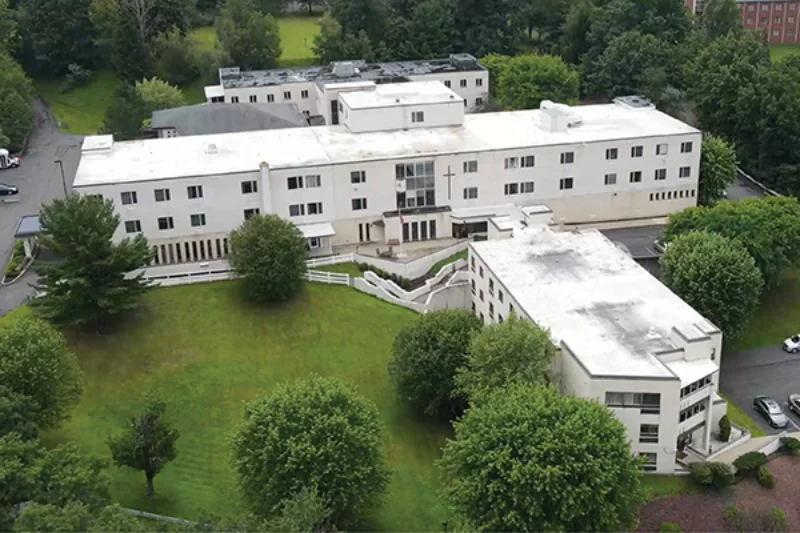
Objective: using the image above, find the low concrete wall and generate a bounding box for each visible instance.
[425,281,471,312]
[363,258,468,302]
[353,240,469,279]
[352,277,426,313]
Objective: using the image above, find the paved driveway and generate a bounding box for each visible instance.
[720,345,800,435]
[0,99,83,317]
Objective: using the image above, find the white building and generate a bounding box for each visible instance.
[469,227,726,474]
[204,53,490,123]
[72,82,701,268]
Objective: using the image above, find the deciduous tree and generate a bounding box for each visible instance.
[661,231,763,340]
[0,52,33,151]
[151,27,201,87]
[101,82,149,140]
[389,309,483,418]
[23,0,98,73]
[312,14,376,63]
[135,77,186,112]
[107,399,179,497]
[228,214,307,303]
[585,31,673,98]
[329,0,390,44]
[13,500,91,532]
[216,0,282,69]
[0,386,39,439]
[456,315,555,401]
[0,316,82,430]
[439,384,644,532]
[700,0,741,40]
[231,377,390,526]
[492,54,579,110]
[32,194,152,330]
[699,135,737,205]
[454,0,524,56]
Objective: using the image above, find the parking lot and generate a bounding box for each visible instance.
[720,344,800,434]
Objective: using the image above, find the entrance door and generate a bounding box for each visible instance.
[358,223,371,243]
[330,100,339,125]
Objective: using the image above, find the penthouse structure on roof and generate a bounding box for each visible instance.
[204,53,489,124]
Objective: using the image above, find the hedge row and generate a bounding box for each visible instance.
[357,263,412,290]
[4,240,25,279]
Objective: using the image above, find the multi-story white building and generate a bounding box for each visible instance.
[204,53,490,123]
[72,81,701,268]
[469,227,726,474]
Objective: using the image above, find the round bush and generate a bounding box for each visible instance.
[757,465,775,489]
[734,451,767,475]
[659,522,683,532]
[231,377,390,526]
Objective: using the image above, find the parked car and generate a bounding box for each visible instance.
[0,149,20,170]
[754,395,789,428]
[783,334,800,353]
[788,394,800,415]
[0,183,19,196]
[654,239,670,254]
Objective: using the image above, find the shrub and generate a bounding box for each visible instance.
[733,451,767,475]
[659,522,683,533]
[757,465,775,489]
[13,240,24,255]
[723,506,744,532]
[689,461,733,489]
[719,414,731,442]
[781,436,800,455]
[763,507,786,532]
[689,463,712,486]
[4,256,20,278]
[60,63,93,93]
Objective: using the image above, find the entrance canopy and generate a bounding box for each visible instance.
[297,222,335,239]
[14,214,40,238]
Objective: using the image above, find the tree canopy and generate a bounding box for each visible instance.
[485,53,579,110]
[389,309,483,419]
[699,135,738,205]
[32,194,152,330]
[0,52,33,151]
[135,77,186,113]
[439,384,644,532]
[228,214,308,303]
[231,377,390,527]
[23,0,98,73]
[216,0,282,69]
[101,82,149,140]
[661,231,763,340]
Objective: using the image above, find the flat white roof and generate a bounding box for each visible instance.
[298,222,335,238]
[204,85,224,98]
[667,358,719,386]
[471,228,719,379]
[323,80,376,91]
[339,80,461,110]
[73,102,700,187]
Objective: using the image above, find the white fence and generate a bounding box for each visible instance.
[305,254,356,268]
[305,270,350,285]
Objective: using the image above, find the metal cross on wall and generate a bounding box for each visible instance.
[444,165,456,200]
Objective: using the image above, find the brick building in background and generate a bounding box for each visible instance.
[686,0,800,44]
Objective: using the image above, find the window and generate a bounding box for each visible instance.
[476,78,483,87]
[476,97,483,106]
[241,180,258,194]
[679,399,707,422]
[471,279,476,294]
[656,143,668,155]
[352,198,368,210]
[775,16,782,22]
[504,183,519,195]
[249,95,257,103]
[560,151,574,164]
[605,392,660,411]
[479,290,484,301]
[287,176,303,189]
[521,181,534,193]
[654,168,667,181]
[463,187,478,199]
[559,177,574,190]
[124,220,141,233]
[679,166,691,178]
[307,236,321,249]
[411,111,424,123]
[479,266,484,278]
[283,91,291,100]
[498,290,504,303]
[231,96,239,103]
[631,145,643,158]
[305,175,321,188]
[190,213,206,227]
[267,94,275,102]
[463,99,467,107]
[792,3,797,9]
[395,161,436,209]
[680,375,713,398]
[463,160,478,173]
[187,185,203,199]
[488,278,494,295]
[244,208,260,219]
[157,217,174,230]
[504,157,519,169]
[154,188,170,202]
[630,171,642,183]
[460,79,467,87]
[604,173,617,186]
[521,155,535,168]
[301,90,309,99]
[773,29,780,35]
[498,314,503,323]
[681,141,693,153]
[351,170,366,183]
[790,16,796,22]
[289,204,305,217]
[639,453,658,472]
[121,191,137,205]
[777,3,783,9]
[640,424,659,444]
[510,303,514,315]
[748,4,754,10]
[444,80,451,88]
[605,148,618,160]
[747,17,753,23]
[489,302,494,318]
[307,202,323,215]
[762,3,768,9]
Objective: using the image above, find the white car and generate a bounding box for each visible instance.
[783,334,800,353]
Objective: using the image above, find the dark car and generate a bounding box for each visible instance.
[0,183,18,196]
[754,395,789,428]
[789,394,800,416]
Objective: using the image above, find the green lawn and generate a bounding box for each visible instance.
[33,70,121,134]
[731,270,800,352]
[641,475,698,502]
[426,250,468,278]
[719,392,767,438]
[314,262,363,277]
[770,43,800,60]
[29,282,449,530]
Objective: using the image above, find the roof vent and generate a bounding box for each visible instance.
[206,143,218,154]
[331,61,356,78]
[613,95,655,110]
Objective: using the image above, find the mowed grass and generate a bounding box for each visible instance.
[33,70,121,134]
[719,392,767,437]
[641,475,699,502]
[731,270,800,352]
[34,281,450,530]
[771,43,800,60]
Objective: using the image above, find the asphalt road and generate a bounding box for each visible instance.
[601,225,663,259]
[727,175,766,202]
[0,99,82,317]
[720,344,800,435]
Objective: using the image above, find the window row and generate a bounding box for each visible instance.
[748,2,798,9]
[606,141,692,160]
[639,423,659,444]
[402,219,437,242]
[151,237,230,266]
[605,392,661,412]
[120,181,259,206]
[679,399,707,422]
[289,202,323,217]
[125,213,207,233]
[287,175,321,190]
[681,374,713,398]
[504,181,535,195]
[229,90,309,104]
[649,189,696,201]
[442,77,485,89]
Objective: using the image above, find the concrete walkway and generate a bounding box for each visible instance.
[711,431,800,464]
